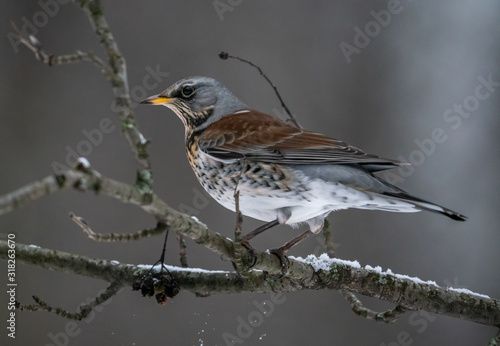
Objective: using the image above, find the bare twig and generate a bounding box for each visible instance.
[77,0,152,174]
[341,290,405,323]
[219,51,301,129]
[231,190,254,275]
[70,212,166,242]
[19,282,124,320]
[12,1,153,179]
[332,219,380,323]
[234,190,243,243]
[230,165,256,274]
[176,232,189,268]
[9,19,111,74]
[322,219,337,257]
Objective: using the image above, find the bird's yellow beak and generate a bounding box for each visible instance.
[140,94,174,105]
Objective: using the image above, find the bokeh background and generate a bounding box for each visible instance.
[1,1,499,345]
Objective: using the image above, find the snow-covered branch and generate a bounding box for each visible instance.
[0,167,499,327]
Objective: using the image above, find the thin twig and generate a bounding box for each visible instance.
[231,166,256,274]
[219,51,301,129]
[176,231,189,268]
[231,190,253,274]
[322,219,337,257]
[234,190,243,243]
[70,212,166,242]
[19,282,124,320]
[341,290,405,323]
[12,2,153,178]
[77,0,152,174]
[9,19,112,74]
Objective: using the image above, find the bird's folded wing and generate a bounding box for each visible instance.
[197,110,403,171]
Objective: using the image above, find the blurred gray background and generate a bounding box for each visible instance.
[1,0,499,345]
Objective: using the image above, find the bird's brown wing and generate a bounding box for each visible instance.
[197,110,402,171]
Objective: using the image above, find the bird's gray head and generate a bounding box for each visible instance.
[141,76,247,134]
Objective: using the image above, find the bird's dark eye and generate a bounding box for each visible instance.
[181,85,195,98]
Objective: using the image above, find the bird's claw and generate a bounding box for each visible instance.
[231,240,258,278]
[269,248,290,278]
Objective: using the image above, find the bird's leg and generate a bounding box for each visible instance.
[242,219,280,243]
[270,230,315,276]
[232,220,280,275]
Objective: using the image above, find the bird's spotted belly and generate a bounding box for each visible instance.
[187,151,309,219]
[187,148,419,225]
[189,152,351,223]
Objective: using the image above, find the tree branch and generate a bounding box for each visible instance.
[11,0,152,179]
[1,166,499,327]
[69,212,166,242]
[9,19,111,72]
[1,240,499,327]
[19,282,124,320]
[77,0,152,173]
[341,290,405,323]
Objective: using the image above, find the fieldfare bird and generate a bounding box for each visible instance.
[141,76,466,265]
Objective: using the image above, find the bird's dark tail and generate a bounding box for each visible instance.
[383,191,467,221]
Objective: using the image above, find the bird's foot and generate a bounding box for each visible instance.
[231,240,258,278]
[269,247,290,278]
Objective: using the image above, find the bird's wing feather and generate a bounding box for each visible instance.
[197,110,402,170]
